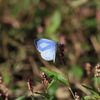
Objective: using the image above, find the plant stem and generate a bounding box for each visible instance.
[64,63,76,100]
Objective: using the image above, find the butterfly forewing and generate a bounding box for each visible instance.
[34,39,56,51]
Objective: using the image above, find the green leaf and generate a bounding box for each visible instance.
[46,11,61,33]
[81,43,91,51]
[2,73,11,85]
[48,82,59,95]
[48,79,55,89]
[71,65,83,78]
[40,67,69,86]
[15,95,26,100]
[48,96,55,100]
[82,19,97,27]
[34,92,50,99]
[82,96,96,100]
[31,95,35,100]
[92,94,100,98]
[82,85,99,96]
[45,10,61,40]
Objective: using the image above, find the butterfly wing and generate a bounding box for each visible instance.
[34,39,56,52]
[34,39,57,62]
[40,45,56,62]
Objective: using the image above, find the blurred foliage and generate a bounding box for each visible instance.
[0,0,100,99]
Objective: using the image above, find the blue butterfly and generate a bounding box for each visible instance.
[34,38,59,62]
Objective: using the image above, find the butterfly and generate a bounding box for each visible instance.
[34,38,59,62]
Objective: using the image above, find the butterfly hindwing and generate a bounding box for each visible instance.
[41,45,56,62]
[34,39,57,62]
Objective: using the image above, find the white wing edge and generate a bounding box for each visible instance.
[53,43,58,63]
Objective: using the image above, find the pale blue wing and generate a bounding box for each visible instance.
[34,39,57,62]
[40,45,56,62]
[34,39,56,52]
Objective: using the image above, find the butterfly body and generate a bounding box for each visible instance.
[34,39,59,62]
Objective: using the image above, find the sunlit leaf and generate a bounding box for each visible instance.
[92,94,100,98]
[40,67,69,86]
